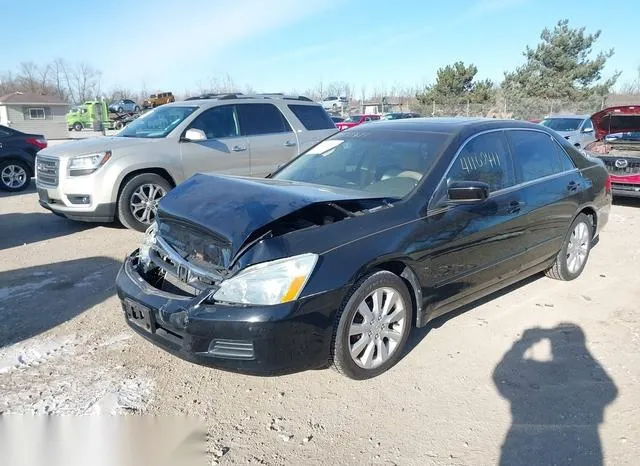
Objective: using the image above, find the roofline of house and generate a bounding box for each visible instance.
[0,101,69,106]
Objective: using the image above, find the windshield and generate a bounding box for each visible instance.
[344,115,362,123]
[272,130,450,198]
[118,106,197,138]
[540,118,584,131]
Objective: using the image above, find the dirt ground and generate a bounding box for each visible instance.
[1,184,639,465]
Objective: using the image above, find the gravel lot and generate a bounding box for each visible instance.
[1,183,639,465]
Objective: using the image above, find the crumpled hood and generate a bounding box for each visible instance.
[38,136,156,158]
[156,173,385,262]
[591,106,640,140]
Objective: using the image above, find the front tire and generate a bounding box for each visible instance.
[331,271,413,379]
[0,159,30,192]
[73,122,83,131]
[546,213,593,281]
[117,173,171,232]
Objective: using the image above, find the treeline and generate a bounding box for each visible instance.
[1,19,635,119]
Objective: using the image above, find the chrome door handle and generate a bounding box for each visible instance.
[284,140,296,147]
[232,145,247,152]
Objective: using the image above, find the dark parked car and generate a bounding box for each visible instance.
[116,118,611,379]
[0,124,47,191]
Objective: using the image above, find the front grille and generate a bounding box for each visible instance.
[36,155,59,186]
[208,339,255,360]
[600,156,640,176]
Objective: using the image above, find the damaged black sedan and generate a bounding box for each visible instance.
[116,119,611,379]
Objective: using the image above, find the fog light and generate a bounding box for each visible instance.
[68,195,91,205]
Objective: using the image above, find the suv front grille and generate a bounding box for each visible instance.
[36,156,59,186]
[600,156,640,176]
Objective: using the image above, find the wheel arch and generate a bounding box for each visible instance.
[115,167,177,215]
[353,259,424,329]
[577,205,597,236]
[0,153,35,176]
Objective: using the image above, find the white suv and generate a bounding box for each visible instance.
[320,96,348,110]
[36,94,338,231]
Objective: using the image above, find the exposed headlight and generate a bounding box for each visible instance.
[139,222,157,270]
[213,253,318,305]
[68,151,111,176]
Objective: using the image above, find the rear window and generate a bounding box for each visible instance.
[288,105,336,130]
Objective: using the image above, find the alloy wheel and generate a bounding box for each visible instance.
[566,221,590,274]
[129,183,166,225]
[348,287,407,369]
[1,164,27,189]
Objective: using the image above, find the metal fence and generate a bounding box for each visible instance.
[409,95,609,121]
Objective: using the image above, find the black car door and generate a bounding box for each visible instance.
[505,129,583,269]
[417,130,529,316]
[0,126,14,154]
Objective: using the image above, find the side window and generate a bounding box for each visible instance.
[582,119,593,132]
[508,130,560,182]
[287,105,335,130]
[446,131,515,192]
[237,103,292,136]
[189,105,239,139]
[552,138,576,172]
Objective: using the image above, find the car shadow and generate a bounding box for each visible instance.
[0,256,122,348]
[492,323,617,465]
[613,196,640,207]
[403,273,544,356]
[0,212,122,251]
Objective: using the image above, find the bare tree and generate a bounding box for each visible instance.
[17,62,40,92]
[620,65,640,94]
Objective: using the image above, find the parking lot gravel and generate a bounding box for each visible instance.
[1,185,639,465]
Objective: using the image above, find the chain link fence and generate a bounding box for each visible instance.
[409,95,609,121]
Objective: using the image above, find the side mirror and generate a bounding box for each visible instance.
[582,127,594,133]
[447,180,490,204]
[182,128,206,142]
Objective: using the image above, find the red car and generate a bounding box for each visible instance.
[585,106,640,197]
[335,114,380,131]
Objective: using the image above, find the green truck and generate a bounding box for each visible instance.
[66,100,138,131]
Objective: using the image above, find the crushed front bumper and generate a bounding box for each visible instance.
[115,251,342,375]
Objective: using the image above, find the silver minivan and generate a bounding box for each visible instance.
[36,94,338,231]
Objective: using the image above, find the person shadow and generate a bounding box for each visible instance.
[493,323,618,466]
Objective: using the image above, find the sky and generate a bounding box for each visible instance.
[2,0,639,97]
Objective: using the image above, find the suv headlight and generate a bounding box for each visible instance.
[213,253,318,305]
[68,151,111,176]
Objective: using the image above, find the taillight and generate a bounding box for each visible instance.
[26,138,47,150]
[605,175,612,195]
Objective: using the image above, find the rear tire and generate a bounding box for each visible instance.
[331,271,413,379]
[546,213,593,281]
[0,159,31,192]
[117,173,172,232]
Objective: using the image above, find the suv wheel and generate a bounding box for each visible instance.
[0,159,30,192]
[117,173,171,232]
[331,271,413,379]
[546,213,592,281]
[73,122,83,131]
